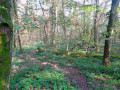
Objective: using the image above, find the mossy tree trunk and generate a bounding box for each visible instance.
[0,0,13,89]
[103,0,119,66]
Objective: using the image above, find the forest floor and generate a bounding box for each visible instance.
[29,50,91,90]
[11,49,91,90]
[10,47,120,90]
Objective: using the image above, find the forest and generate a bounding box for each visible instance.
[0,0,120,90]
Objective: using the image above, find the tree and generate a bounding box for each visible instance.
[62,0,69,51]
[50,0,56,49]
[83,0,86,34]
[39,0,48,51]
[94,0,99,48]
[0,0,14,89]
[103,0,119,66]
[13,0,23,52]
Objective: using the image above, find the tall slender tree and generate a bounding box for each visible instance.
[39,0,48,50]
[13,0,23,52]
[94,0,99,48]
[62,0,69,51]
[50,0,56,49]
[103,0,119,66]
[83,0,86,34]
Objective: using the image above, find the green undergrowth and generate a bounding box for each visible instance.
[35,51,73,66]
[10,63,75,90]
[72,57,120,89]
[10,48,76,90]
[10,44,120,90]
[36,50,120,89]
[34,50,120,89]
[37,46,120,59]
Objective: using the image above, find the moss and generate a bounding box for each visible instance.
[0,26,10,89]
[0,1,13,27]
[0,1,13,89]
[91,53,120,59]
[46,49,120,59]
[91,53,103,57]
[112,55,120,58]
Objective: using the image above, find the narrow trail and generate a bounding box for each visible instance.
[39,60,91,90]
[12,50,92,90]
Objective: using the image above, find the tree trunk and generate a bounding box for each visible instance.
[103,0,119,66]
[50,0,56,50]
[39,0,48,51]
[13,0,23,52]
[0,0,13,89]
[83,0,86,34]
[13,30,16,48]
[62,0,69,51]
[17,30,23,52]
[94,0,99,48]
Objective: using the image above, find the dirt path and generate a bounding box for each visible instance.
[61,67,91,90]
[46,62,92,90]
[13,50,92,90]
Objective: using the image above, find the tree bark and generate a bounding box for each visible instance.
[83,0,86,34]
[13,0,23,52]
[62,0,69,51]
[0,0,13,89]
[39,0,48,51]
[103,0,119,66]
[50,0,56,50]
[94,0,99,48]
